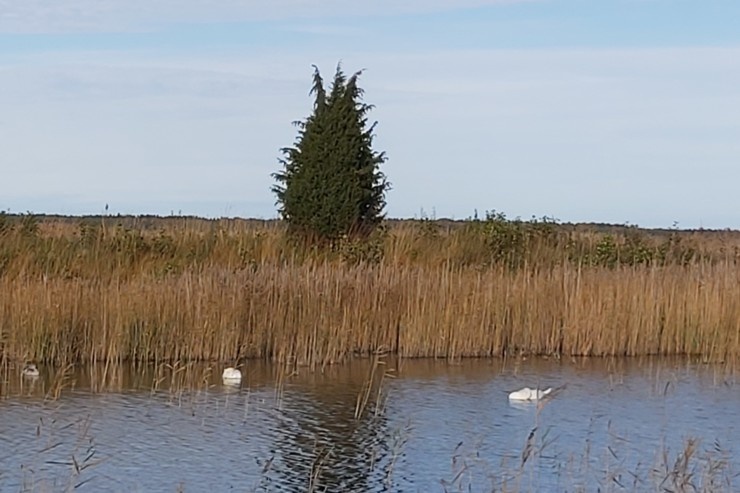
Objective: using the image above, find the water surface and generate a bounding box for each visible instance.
[1,358,737,492]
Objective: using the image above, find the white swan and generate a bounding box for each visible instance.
[508,387,552,401]
[222,367,242,384]
[22,363,40,378]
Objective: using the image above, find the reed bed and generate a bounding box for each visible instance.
[1,213,739,366]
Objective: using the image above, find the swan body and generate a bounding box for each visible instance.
[22,363,40,378]
[508,387,552,401]
[222,367,242,383]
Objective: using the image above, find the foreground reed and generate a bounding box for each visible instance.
[1,213,739,366]
[13,402,737,493]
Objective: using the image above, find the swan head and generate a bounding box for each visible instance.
[22,363,40,378]
[222,367,242,383]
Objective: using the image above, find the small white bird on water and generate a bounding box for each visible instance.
[222,367,242,384]
[22,363,40,378]
[508,387,552,401]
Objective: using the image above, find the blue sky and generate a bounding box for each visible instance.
[1,1,739,228]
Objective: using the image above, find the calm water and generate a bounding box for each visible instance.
[0,358,738,492]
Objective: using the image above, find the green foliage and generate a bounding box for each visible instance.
[272,64,390,244]
[470,211,557,268]
[593,235,619,268]
[623,229,655,265]
[578,227,702,268]
[337,224,387,264]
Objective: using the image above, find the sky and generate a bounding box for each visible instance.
[1,1,739,229]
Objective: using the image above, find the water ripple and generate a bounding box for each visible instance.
[0,359,737,491]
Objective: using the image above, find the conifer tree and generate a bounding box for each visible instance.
[272,64,389,243]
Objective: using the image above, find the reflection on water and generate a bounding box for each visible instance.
[0,358,738,491]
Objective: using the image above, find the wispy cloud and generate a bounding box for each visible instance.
[2,44,739,226]
[0,0,536,33]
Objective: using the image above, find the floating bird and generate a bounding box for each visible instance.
[22,363,40,378]
[508,387,552,401]
[222,367,242,384]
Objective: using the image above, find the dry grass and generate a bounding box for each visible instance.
[441,429,736,493]
[1,214,739,366]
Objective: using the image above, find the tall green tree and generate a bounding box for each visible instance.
[272,64,389,243]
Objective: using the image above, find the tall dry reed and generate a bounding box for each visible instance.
[0,213,739,366]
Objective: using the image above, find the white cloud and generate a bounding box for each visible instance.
[0,0,536,33]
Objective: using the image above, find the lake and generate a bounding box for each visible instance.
[1,357,738,492]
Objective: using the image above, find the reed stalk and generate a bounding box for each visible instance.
[0,214,738,366]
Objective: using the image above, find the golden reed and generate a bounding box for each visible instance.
[0,214,738,366]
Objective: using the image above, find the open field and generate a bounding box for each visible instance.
[1,213,739,365]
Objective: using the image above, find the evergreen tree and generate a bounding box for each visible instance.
[272,64,389,243]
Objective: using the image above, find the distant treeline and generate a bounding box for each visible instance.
[2,211,735,236]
